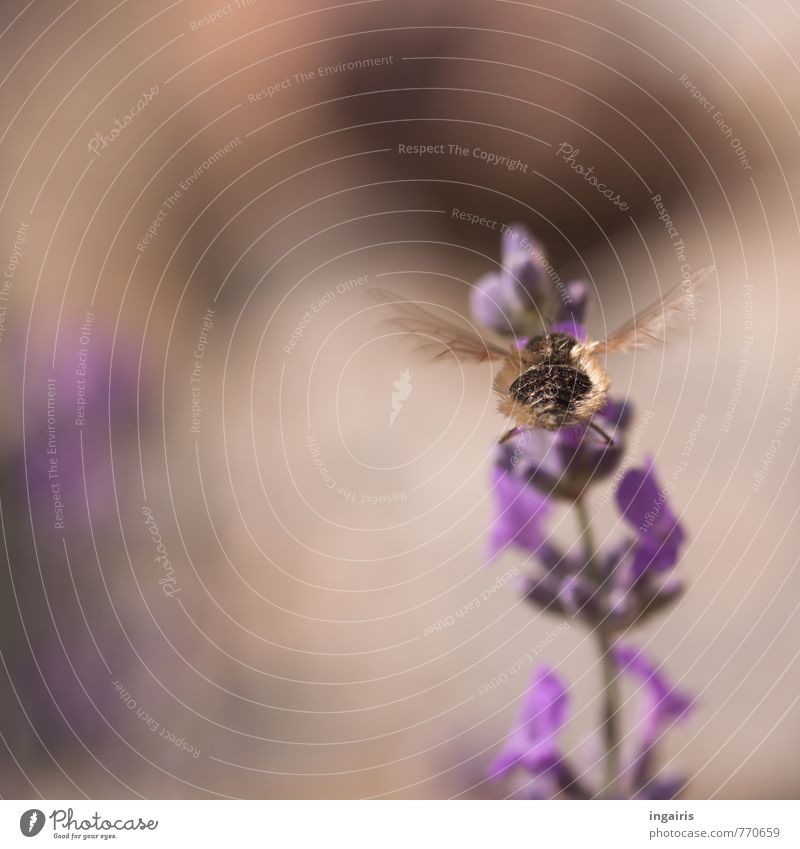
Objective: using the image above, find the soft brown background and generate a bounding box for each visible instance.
[0,0,798,798]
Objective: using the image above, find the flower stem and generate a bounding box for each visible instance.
[575,495,620,797]
[574,496,597,578]
[598,629,620,797]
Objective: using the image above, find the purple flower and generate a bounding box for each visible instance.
[522,538,684,631]
[617,460,686,578]
[615,644,693,743]
[497,394,632,502]
[470,222,592,344]
[470,223,551,336]
[600,541,685,630]
[489,666,568,779]
[614,643,693,798]
[489,667,587,798]
[0,329,145,753]
[488,465,551,558]
[6,330,142,533]
[479,225,695,801]
[496,436,686,630]
[551,279,591,333]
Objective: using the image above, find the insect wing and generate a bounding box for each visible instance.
[595,265,714,354]
[369,289,509,363]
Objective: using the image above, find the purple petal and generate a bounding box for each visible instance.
[488,744,527,779]
[488,466,551,558]
[501,223,551,303]
[631,536,682,578]
[470,271,525,335]
[501,222,535,259]
[489,666,570,780]
[598,396,632,429]
[504,252,551,307]
[553,279,590,325]
[549,319,588,340]
[616,460,685,577]
[614,644,693,748]
[519,666,569,730]
[617,459,684,540]
[616,460,663,529]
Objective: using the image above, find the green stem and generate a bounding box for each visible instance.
[575,495,620,797]
[574,496,597,578]
[598,629,620,796]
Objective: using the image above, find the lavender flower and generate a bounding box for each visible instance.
[490,650,692,800]
[476,227,695,799]
[0,330,144,753]
[470,223,552,337]
[495,395,632,502]
[489,667,587,799]
[488,465,551,559]
[614,644,693,799]
[494,456,686,631]
[617,460,687,578]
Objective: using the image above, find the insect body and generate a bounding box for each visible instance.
[373,266,713,443]
[496,332,609,432]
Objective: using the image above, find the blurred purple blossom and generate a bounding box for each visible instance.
[489,666,587,799]
[488,465,551,560]
[470,222,591,339]
[617,460,687,579]
[614,644,693,798]
[490,650,692,799]
[495,393,632,502]
[489,666,567,778]
[0,328,144,754]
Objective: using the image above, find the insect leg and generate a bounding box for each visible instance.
[588,420,615,446]
[498,427,521,444]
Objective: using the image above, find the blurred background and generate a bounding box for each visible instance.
[0,0,799,799]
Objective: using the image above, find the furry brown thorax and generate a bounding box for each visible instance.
[495,332,610,431]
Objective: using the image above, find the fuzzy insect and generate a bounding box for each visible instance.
[372,266,713,444]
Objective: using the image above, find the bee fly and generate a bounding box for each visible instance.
[372,266,713,445]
